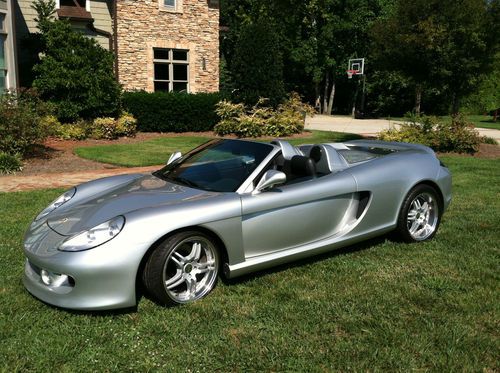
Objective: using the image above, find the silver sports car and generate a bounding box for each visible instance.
[23,139,452,310]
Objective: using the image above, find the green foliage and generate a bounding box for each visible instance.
[462,53,500,114]
[122,91,221,132]
[230,20,285,106]
[91,114,137,140]
[51,120,90,140]
[49,113,137,140]
[379,114,481,154]
[0,152,23,174]
[32,20,121,122]
[372,0,499,114]
[0,90,53,156]
[31,0,56,33]
[481,136,498,145]
[214,93,314,138]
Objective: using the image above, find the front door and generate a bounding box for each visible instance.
[240,171,357,258]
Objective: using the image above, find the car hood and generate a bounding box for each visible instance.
[46,174,221,236]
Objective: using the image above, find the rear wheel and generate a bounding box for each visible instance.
[142,231,220,306]
[396,185,441,242]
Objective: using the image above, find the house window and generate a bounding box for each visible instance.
[153,48,189,93]
[159,0,182,12]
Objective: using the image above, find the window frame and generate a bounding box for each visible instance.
[56,0,90,11]
[159,0,183,13]
[153,48,190,93]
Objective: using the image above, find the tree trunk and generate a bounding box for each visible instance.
[314,82,321,113]
[493,109,498,122]
[322,73,329,114]
[451,94,460,115]
[327,81,336,115]
[415,84,422,116]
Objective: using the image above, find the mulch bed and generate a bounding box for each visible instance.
[4,132,499,178]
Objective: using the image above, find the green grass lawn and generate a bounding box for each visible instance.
[456,114,499,130]
[74,131,363,167]
[0,156,498,371]
[386,115,499,130]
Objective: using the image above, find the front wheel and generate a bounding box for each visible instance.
[396,185,442,242]
[142,231,220,306]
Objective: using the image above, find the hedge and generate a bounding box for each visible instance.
[122,91,221,133]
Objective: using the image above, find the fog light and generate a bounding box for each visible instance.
[40,269,71,288]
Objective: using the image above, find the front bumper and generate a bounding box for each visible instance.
[23,222,148,311]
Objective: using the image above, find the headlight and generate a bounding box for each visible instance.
[58,216,125,252]
[35,188,76,221]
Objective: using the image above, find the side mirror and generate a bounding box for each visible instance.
[253,170,286,195]
[167,152,182,165]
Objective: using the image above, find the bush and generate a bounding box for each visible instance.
[214,93,314,138]
[481,136,498,145]
[32,19,121,122]
[0,90,53,156]
[379,114,481,154]
[116,112,137,137]
[230,20,285,107]
[91,114,137,140]
[0,152,23,174]
[50,113,137,140]
[122,91,221,132]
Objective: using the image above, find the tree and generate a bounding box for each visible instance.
[230,20,285,106]
[32,18,121,122]
[372,0,499,115]
[221,0,392,114]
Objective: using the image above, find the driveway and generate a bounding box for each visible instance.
[305,115,500,142]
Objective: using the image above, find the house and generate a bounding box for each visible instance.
[13,0,219,93]
[1,0,17,91]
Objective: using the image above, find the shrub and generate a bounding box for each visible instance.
[231,20,285,107]
[481,136,498,145]
[116,112,137,137]
[32,19,121,122]
[379,114,481,154]
[50,113,137,140]
[122,91,221,132]
[0,90,53,156]
[214,93,314,138]
[91,117,118,140]
[0,152,23,174]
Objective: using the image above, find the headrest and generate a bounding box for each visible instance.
[310,146,323,163]
[290,155,316,177]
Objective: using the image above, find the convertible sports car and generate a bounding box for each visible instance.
[23,138,452,310]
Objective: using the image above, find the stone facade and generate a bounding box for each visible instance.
[14,0,219,93]
[116,0,219,93]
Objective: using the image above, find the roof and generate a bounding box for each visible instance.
[57,6,93,21]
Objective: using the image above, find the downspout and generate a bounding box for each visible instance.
[9,0,19,89]
[112,0,118,81]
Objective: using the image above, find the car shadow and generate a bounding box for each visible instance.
[221,234,391,286]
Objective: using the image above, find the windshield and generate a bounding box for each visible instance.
[154,139,274,192]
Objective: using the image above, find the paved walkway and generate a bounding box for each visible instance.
[0,165,160,193]
[305,115,500,142]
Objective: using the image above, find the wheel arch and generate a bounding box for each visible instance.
[409,180,444,211]
[134,225,229,300]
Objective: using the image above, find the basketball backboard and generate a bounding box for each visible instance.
[348,58,365,75]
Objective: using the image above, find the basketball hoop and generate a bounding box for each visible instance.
[347,69,359,79]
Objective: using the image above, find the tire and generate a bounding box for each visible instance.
[396,184,442,243]
[142,231,220,306]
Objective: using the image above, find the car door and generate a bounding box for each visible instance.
[240,170,357,258]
